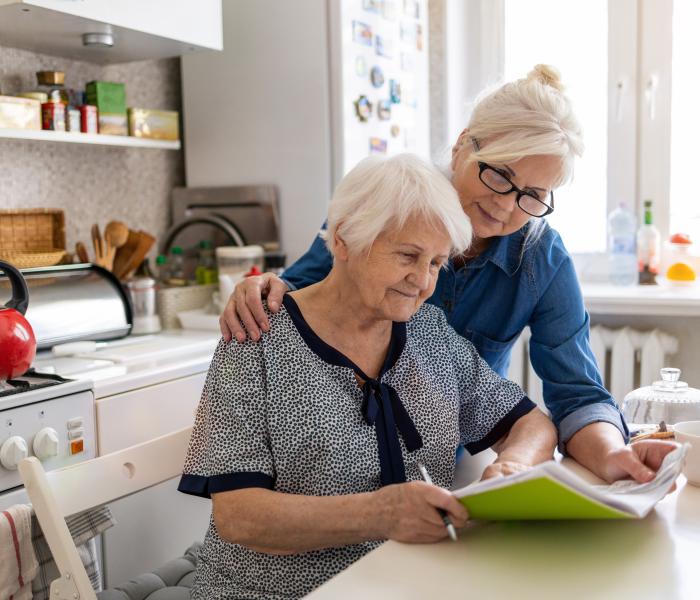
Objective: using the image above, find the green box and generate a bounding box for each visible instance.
[86,81,128,135]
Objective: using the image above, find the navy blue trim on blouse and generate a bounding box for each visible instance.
[177,472,274,499]
[283,294,422,486]
[464,396,537,455]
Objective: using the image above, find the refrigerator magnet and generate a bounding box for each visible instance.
[403,0,419,19]
[390,124,401,138]
[370,65,385,88]
[377,99,392,120]
[369,137,388,154]
[363,0,381,13]
[400,21,416,44]
[354,95,373,122]
[356,56,368,77]
[389,79,402,103]
[375,35,394,59]
[353,21,373,46]
[416,23,424,51]
[382,0,399,20]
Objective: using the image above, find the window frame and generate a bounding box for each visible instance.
[440,0,675,267]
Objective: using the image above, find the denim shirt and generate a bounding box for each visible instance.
[282,222,629,450]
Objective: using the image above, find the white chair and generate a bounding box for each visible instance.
[18,426,193,600]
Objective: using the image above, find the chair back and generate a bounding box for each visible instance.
[18,426,192,600]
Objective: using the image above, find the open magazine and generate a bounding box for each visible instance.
[453,443,688,520]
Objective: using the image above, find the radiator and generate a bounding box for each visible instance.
[506,326,679,408]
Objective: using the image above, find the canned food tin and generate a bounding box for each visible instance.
[41,102,66,131]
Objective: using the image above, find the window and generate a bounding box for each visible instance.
[504,0,608,253]
[670,0,700,242]
[446,1,685,265]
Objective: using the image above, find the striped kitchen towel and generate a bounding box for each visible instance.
[31,505,116,599]
[0,504,39,600]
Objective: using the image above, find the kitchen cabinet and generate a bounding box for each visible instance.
[95,372,211,587]
[0,0,222,64]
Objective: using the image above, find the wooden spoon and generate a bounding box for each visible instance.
[91,223,106,267]
[103,221,130,271]
[75,241,89,263]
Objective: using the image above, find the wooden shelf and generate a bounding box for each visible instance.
[0,128,181,150]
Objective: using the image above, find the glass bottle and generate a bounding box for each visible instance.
[607,203,637,286]
[155,254,170,285]
[168,246,187,286]
[195,240,218,285]
[637,199,661,285]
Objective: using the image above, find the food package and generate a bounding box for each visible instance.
[86,80,127,136]
[0,95,41,130]
[128,108,180,141]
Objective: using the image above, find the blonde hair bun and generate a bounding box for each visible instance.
[527,64,564,92]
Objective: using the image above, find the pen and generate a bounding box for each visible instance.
[416,462,458,542]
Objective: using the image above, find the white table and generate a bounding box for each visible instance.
[307,469,700,600]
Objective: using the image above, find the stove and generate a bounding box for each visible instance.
[0,370,70,398]
[0,369,96,509]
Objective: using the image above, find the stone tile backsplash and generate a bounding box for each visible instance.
[0,44,184,259]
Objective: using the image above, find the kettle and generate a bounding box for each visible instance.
[0,260,36,381]
[622,368,700,425]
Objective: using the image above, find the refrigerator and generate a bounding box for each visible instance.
[181,0,430,263]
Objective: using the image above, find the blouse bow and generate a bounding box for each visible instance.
[361,379,423,486]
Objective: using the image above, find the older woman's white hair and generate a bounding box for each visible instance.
[321,153,472,258]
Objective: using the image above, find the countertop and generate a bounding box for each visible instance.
[33,329,221,399]
[307,467,700,600]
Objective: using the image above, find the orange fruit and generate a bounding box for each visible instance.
[666,262,696,281]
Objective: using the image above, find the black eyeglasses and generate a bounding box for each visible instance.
[477,162,554,218]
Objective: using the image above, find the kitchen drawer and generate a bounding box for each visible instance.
[96,372,205,455]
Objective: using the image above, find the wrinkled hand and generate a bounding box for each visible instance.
[377,481,469,544]
[601,440,680,490]
[219,273,289,343]
[480,460,531,481]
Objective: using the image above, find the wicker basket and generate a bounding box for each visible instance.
[0,249,66,268]
[0,209,66,268]
[157,284,217,330]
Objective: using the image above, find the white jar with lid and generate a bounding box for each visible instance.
[216,245,264,304]
[622,368,700,425]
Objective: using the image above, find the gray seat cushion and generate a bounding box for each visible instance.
[97,543,200,600]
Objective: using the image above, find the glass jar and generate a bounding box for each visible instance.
[216,245,264,302]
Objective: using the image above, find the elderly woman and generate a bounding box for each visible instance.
[179,154,557,599]
[219,65,676,484]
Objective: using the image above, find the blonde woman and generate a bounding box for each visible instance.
[219,65,677,484]
[180,154,556,599]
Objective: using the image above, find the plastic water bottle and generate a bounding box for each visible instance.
[608,203,637,286]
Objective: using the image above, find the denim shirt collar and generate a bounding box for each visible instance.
[457,225,528,276]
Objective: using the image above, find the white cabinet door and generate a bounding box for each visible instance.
[0,0,222,63]
[96,373,205,455]
[96,373,211,587]
[20,0,223,49]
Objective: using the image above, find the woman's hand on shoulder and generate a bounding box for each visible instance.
[219,272,289,343]
[375,481,468,543]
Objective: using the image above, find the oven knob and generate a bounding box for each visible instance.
[33,428,60,461]
[0,436,29,471]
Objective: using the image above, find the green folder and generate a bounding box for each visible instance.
[458,476,633,520]
[452,446,686,521]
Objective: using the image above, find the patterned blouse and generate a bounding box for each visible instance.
[178,294,535,600]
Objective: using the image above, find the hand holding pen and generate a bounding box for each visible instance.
[417,462,459,542]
